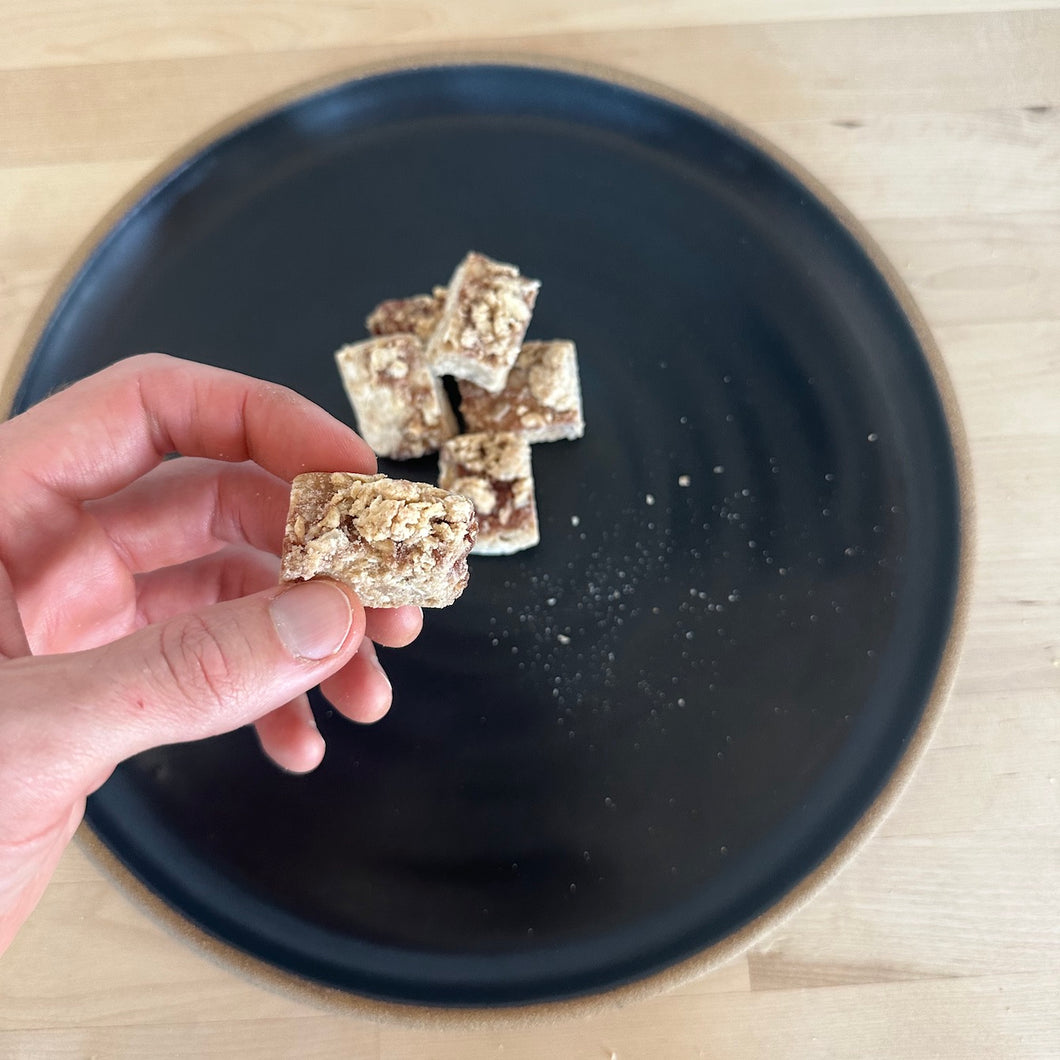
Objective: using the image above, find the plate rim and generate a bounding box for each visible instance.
[6,53,976,1025]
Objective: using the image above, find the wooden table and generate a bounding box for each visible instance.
[1,3,1057,1056]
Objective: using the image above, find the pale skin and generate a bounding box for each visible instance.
[0,354,423,954]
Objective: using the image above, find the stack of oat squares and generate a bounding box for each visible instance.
[335,251,585,556]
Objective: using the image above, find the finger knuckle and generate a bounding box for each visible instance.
[154,613,243,712]
[123,351,174,374]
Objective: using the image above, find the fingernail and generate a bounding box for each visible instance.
[270,581,354,661]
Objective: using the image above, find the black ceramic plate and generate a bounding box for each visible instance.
[12,62,964,1009]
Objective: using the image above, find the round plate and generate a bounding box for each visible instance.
[11,62,965,1010]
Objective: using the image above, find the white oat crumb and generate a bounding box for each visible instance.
[678,475,691,487]
[713,465,724,474]
[867,432,879,442]
[571,515,580,527]
[645,493,655,506]
[557,633,571,645]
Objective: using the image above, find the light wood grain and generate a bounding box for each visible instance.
[3,11,1058,168]
[1,2,1058,1057]
[4,1,1058,72]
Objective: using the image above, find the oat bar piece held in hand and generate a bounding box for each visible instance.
[426,252,540,393]
[281,473,477,608]
[459,339,585,443]
[335,334,458,460]
[439,432,539,556]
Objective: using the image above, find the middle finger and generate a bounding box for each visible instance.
[87,457,290,575]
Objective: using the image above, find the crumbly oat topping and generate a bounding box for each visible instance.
[440,431,531,482]
[365,287,447,342]
[449,475,498,517]
[368,344,410,381]
[458,340,584,443]
[335,334,457,460]
[527,342,578,408]
[426,252,540,393]
[439,433,539,556]
[281,473,477,608]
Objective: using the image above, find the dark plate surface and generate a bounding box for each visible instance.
[13,63,962,1008]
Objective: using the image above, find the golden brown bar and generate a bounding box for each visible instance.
[438,432,539,556]
[334,334,458,460]
[365,287,447,342]
[458,339,585,443]
[425,252,540,393]
[280,472,477,607]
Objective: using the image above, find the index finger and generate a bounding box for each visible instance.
[3,353,375,501]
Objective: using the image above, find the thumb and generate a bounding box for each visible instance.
[3,579,364,798]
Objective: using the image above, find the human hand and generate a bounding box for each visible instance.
[0,353,422,953]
